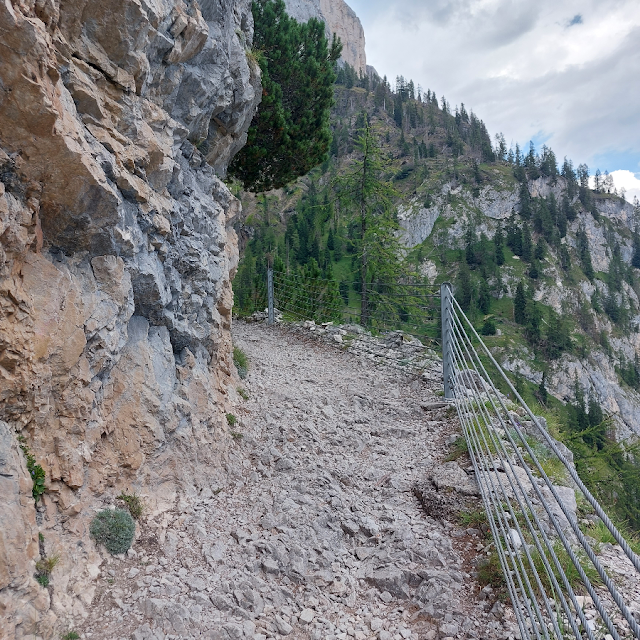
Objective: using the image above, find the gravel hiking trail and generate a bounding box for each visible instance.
[82,321,516,640]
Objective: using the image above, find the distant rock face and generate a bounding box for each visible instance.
[284,0,367,74]
[0,0,260,636]
[398,174,640,441]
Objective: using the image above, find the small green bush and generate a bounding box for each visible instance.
[226,413,237,426]
[481,318,497,336]
[237,387,249,400]
[231,431,244,441]
[36,555,59,576]
[36,574,49,587]
[117,493,144,520]
[62,632,80,640]
[90,509,135,555]
[17,435,46,501]
[233,347,248,379]
[34,552,59,587]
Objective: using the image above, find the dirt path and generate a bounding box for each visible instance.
[81,321,514,640]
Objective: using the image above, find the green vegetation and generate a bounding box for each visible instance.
[458,508,488,531]
[62,633,80,640]
[237,387,250,400]
[117,493,144,520]
[233,346,248,379]
[17,435,46,501]
[477,550,507,594]
[230,432,244,441]
[90,509,136,556]
[35,553,59,587]
[228,0,342,191]
[585,519,640,555]
[444,436,469,461]
[226,413,237,427]
[231,43,640,534]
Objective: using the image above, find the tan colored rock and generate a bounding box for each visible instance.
[0,0,260,636]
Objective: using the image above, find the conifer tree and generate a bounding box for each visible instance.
[494,227,505,266]
[336,117,406,325]
[229,0,342,191]
[456,264,473,312]
[514,282,527,324]
[478,280,491,314]
[576,225,594,280]
[521,224,533,262]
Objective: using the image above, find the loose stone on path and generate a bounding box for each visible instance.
[81,320,521,640]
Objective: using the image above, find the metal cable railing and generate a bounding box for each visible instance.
[259,269,640,638]
[441,283,640,640]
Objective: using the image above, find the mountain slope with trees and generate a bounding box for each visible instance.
[231,46,640,529]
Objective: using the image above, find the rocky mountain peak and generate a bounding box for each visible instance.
[284,0,367,74]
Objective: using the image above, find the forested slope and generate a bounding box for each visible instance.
[232,68,640,531]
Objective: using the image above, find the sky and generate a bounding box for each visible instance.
[346,0,640,203]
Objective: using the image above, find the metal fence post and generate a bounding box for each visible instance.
[267,268,274,325]
[440,282,453,399]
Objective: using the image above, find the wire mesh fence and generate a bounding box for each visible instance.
[442,283,640,640]
[271,269,441,345]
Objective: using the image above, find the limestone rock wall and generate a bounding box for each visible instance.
[0,0,260,637]
[398,174,640,441]
[283,0,366,74]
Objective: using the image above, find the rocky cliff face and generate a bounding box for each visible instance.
[399,176,640,442]
[0,0,260,637]
[283,0,366,74]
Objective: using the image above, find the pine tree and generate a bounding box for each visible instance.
[525,300,542,343]
[537,371,548,405]
[632,227,640,269]
[327,225,335,251]
[229,0,342,191]
[576,225,594,280]
[336,117,406,325]
[519,182,531,219]
[514,282,527,324]
[521,224,533,262]
[478,280,491,314]
[456,263,473,312]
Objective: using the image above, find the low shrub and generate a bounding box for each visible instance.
[226,413,237,426]
[90,509,135,555]
[17,435,46,501]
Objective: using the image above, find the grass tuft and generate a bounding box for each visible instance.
[458,508,488,530]
[62,632,80,640]
[233,347,248,379]
[117,493,144,520]
[226,413,237,426]
[237,387,249,400]
[444,436,468,461]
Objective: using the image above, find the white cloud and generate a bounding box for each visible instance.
[347,0,640,173]
[611,170,640,204]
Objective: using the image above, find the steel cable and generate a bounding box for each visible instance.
[446,291,638,639]
[447,312,598,640]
